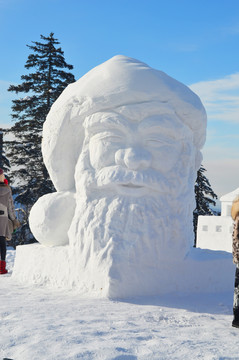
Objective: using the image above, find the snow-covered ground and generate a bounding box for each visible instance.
[0,248,239,360]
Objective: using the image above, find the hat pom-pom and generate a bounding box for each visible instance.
[4,179,8,185]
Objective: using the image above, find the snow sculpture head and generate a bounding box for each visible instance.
[30,56,207,295]
[42,55,206,194]
[77,101,201,199]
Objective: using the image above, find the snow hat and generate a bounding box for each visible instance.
[0,169,3,175]
[43,55,207,191]
[231,196,239,220]
[49,55,207,148]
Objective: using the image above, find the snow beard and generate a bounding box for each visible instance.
[67,189,194,298]
[68,180,194,275]
[67,143,196,291]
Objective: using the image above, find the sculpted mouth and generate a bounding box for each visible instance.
[121,183,144,188]
[116,182,148,196]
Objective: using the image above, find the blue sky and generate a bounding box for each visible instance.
[0,0,239,198]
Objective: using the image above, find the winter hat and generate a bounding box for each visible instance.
[0,169,3,175]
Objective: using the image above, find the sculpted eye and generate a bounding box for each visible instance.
[146,138,164,147]
[93,132,125,143]
[100,135,123,144]
[104,135,122,140]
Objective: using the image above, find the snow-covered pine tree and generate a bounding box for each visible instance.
[0,128,10,174]
[7,33,75,207]
[193,165,218,246]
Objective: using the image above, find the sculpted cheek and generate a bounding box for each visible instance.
[89,140,116,169]
[151,144,181,173]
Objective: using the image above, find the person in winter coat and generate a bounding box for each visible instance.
[231,195,239,327]
[0,168,19,274]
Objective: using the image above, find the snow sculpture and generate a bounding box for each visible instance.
[15,56,233,298]
[32,55,206,243]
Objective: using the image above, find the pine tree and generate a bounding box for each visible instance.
[6,33,75,245]
[0,129,10,174]
[7,33,75,207]
[193,165,218,246]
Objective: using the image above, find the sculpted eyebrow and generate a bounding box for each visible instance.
[87,118,130,133]
[139,123,178,141]
[139,123,169,134]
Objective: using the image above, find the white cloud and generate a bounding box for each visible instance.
[191,74,239,197]
[190,73,239,123]
[222,24,239,35]
[202,158,239,199]
[202,142,238,161]
[169,42,199,53]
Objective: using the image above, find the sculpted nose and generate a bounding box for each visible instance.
[115,147,152,170]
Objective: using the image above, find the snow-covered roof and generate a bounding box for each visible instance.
[220,187,239,202]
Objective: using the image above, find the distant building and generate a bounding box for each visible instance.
[197,187,239,252]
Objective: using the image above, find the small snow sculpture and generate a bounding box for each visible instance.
[28,56,208,297]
